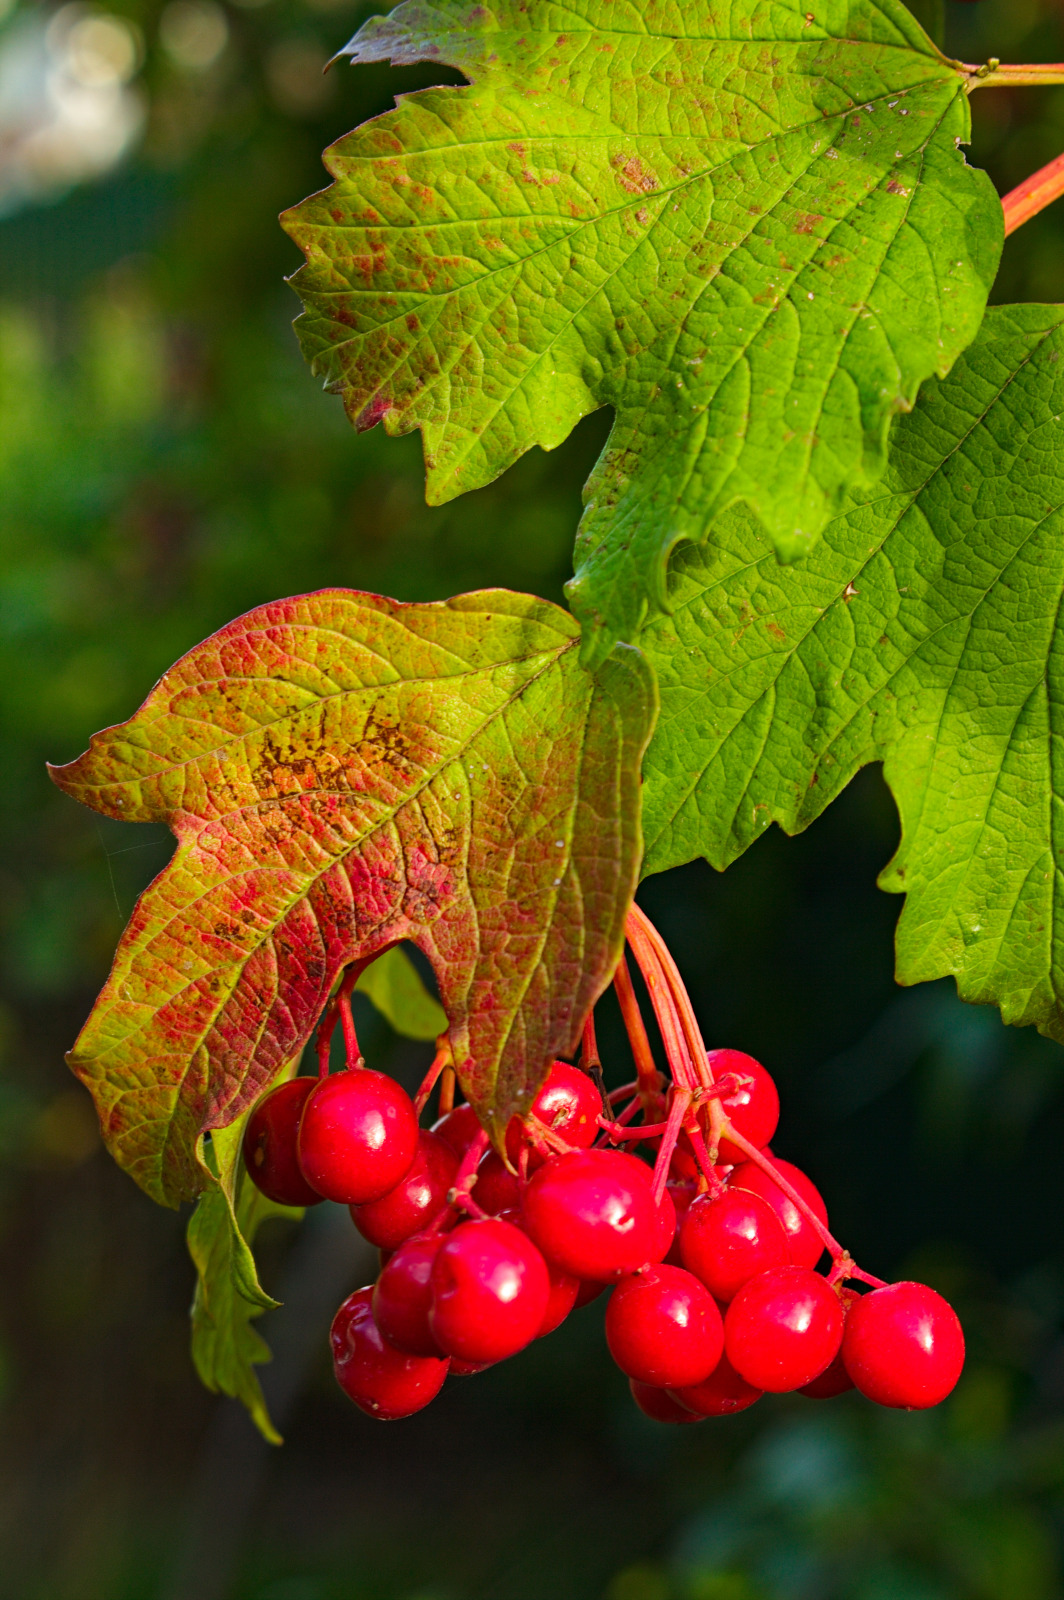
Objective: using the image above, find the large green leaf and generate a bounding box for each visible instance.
[283,0,1001,659]
[356,944,446,1040]
[188,1110,301,1446]
[640,303,1064,1040]
[50,589,655,1205]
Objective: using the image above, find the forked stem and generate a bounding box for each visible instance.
[414,1034,454,1115]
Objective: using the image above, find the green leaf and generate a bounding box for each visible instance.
[356,944,446,1040]
[50,589,656,1205]
[640,303,1064,1041]
[188,1108,302,1445]
[283,0,1001,659]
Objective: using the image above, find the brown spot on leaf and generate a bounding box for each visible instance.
[613,154,659,195]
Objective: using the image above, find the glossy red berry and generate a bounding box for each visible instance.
[799,1286,856,1398]
[299,1068,419,1203]
[372,1232,447,1357]
[429,1217,550,1363]
[606,1264,724,1388]
[431,1102,482,1160]
[670,1352,764,1416]
[505,1060,601,1167]
[725,1266,844,1393]
[495,1208,579,1336]
[629,1379,704,1425]
[350,1131,457,1250]
[679,1188,790,1302]
[297,1067,419,1205]
[473,1149,522,1214]
[331,1286,449,1419]
[842,1281,964,1409]
[665,1181,696,1266]
[242,1078,324,1207]
[728,1158,828,1269]
[522,1149,667,1282]
[574,1279,606,1308]
[706,1050,780,1163]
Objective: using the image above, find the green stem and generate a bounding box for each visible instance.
[965,59,1064,90]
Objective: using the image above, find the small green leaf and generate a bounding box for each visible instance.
[356,945,446,1040]
[188,1107,302,1445]
[283,0,1001,658]
[51,589,656,1204]
[640,304,1064,1042]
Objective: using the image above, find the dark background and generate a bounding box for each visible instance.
[4,0,1064,1595]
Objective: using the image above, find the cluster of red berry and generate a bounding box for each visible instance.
[242,909,965,1426]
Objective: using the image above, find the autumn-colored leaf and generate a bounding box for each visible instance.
[51,589,655,1206]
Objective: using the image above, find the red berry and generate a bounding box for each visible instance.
[629,1379,704,1425]
[331,1287,449,1419]
[665,1181,697,1266]
[706,1050,780,1163]
[574,1279,606,1308]
[522,1149,667,1282]
[429,1217,550,1363]
[496,1208,579,1336]
[670,1352,764,1416]
[799,1285,856,1398]
[679,1188,790,1302]
[297,1068,419,1205]
[350,1131,457,1250]
[473,1149,522,1214]
[728,1158,827,1269]
[842,1281,964,1409]
[505,1060,601,1168]
[449,1357,494,1375]
[799,1350,854,1398]
[431,1102,482,1159]
[606,1264,724,1388]
[373,1233,447,1356]
[536,1260,581,1337]
[725,1266,844,1393]
[242,1078,324,1207]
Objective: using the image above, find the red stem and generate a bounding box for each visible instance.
[612,954,665,1105]
[1001,149,1064,237]
[414,1036,453,1116]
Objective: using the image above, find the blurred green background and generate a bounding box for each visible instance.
[4,0,1064,1595]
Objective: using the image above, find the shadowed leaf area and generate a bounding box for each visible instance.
[49,589,655,1205]
[283,0,1002,659]
[642,303,1064,1041]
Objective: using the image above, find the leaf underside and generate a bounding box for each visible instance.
[283,0,1002,659]
[51,590,656,1206]
[640,304,1064,1042]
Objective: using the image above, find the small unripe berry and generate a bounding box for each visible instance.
[670,1352,763,1416]
[350,1131,457,1250]
[725,1266,844,1393]
[680,1188,790,1302]
[242,1078,323,1207]
[430,1217,550,1363]
[606,1264,724,1388]
[706,1050,780,1163]
[298,1068,419,1204]
[331,1287,449,1419]
[842,1281,964,1409]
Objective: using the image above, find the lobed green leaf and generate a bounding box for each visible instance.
[641,304,1064,1041]
[283,0,1001,658]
